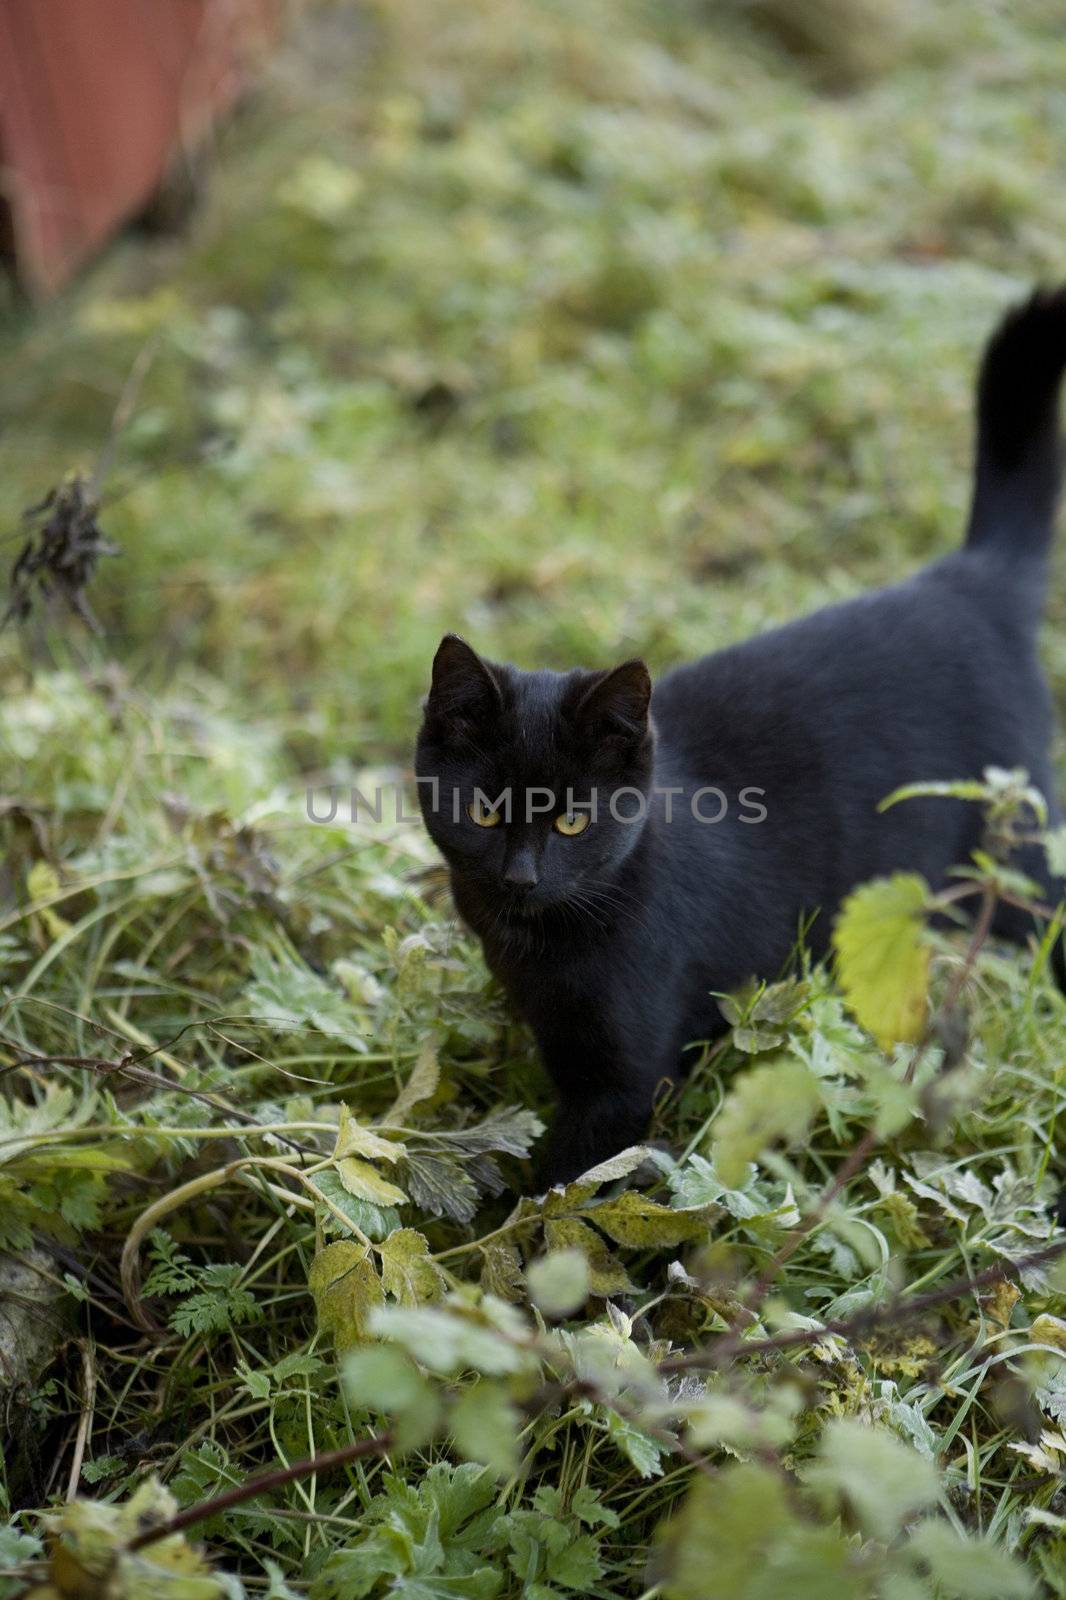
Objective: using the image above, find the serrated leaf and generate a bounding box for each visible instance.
[586,1190,711,1249]
[710,1058,821,1188]
[604,1409,664,1479]
[379,1228,447,1305]
[311,1169,401,1240]
[570,1485,620,1530]
[451,1380,522,1477]
[545,1532,605,1590]
[832,873,930,1049]
[308,1242,383,1352]
[246,945,367,1052]
[438,1106,544,1158]
[402,1151,480,1224]
[805,1420,939,1542]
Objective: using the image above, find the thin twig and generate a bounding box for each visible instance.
[126,1430,394,1553]
[66,1343,97,1501]
[661,1235,1066,1374]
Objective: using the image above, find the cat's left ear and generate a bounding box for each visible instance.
[574,659,652,741]
[424,634,502,729]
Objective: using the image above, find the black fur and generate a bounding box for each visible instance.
[416,288,1066,1185]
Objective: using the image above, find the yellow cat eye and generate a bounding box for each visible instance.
[468,798,502,828]
[554,811,590,837]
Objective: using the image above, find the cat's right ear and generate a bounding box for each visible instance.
[424,634,502,730]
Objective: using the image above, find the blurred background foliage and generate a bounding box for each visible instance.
[3,0,1066,760]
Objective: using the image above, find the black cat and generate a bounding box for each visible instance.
[416,288,1066,1185]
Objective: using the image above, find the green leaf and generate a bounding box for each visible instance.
[0,1522,43,1592]
[379,1228,447,1305]
[451,1380,522,1477]
[235,1361,272,1401]
[710,1058,821,1187]
[604,1410,664,1479]
[370,1300,532,1376]
[1043,824,1066,878]
[246,943,368,1052]
[527,1249,590,1318]
[570,1486,619,1530]
[587,1190,712,1248]
[308,1242,384,1352]
[311,1169,401,1240]
[402,1151,481,1225]
[437,1106,544,1159]
[879,779,990,812]
[343,1345,442,1449]
[805,1419,939,1542]
[543,1218,633,1296]
[832,873,930,1049]
[385,1036,441,1123]
[904,1520,1035,1599]
[169,1265,261,1338]
[657,1463,866,1600]
[545,1532,605,1591]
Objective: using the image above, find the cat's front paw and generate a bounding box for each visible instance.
[535,1101,655,1192]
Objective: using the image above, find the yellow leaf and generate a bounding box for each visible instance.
[379,1228,447,1305]
[1030,1313,1066,1354]
[26,861,71,940]
[586,1190,711,1249]
[544,1217,633,1296]
[832,873,931,1049]
[711,1058,821,1188]
[335,1103,406,1164]
[335,1157,408,1207]
[308,1241,383,1351]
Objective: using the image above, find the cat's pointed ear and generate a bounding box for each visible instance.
[425,634,502,728]
[574,659,652,741]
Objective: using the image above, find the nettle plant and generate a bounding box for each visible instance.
[6,769,1066,1600]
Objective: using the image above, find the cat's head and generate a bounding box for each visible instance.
[415,635,654,917]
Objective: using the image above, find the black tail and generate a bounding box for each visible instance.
[966,285,1066,557]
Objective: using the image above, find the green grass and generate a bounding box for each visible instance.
[1,0,1066,1595]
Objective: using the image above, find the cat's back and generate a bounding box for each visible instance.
[651,552,1049,780]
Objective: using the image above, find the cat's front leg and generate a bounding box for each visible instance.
[537,1088,658,1188]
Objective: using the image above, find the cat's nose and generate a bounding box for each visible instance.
[503,849,538,891]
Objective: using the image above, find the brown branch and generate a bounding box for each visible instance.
[126,1430,393,1554]
[661,1235,1066,1374]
